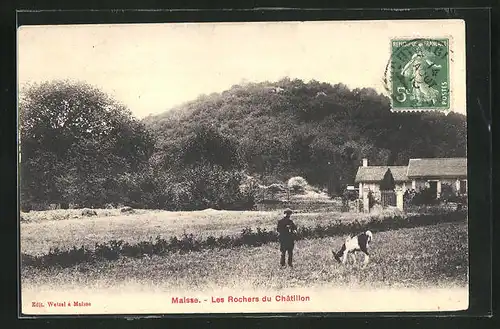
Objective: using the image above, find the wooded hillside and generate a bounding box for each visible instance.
[143,77,466,194]
[19,78,466,211]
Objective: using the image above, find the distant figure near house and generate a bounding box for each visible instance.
[277,208,298,267]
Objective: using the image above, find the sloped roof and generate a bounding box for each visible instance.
[407,158,467,178]
[355,166,409,183]
[389,166,411,182]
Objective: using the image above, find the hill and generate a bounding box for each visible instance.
[143,78,466,194]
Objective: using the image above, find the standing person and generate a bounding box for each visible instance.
[277,208,298,267]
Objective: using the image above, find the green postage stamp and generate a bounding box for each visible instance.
[388,38,450,112]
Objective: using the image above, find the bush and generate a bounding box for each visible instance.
[239,175,261,197]
[123,165,258,212]
[343,189,358,202]
[21,210,467,269]
[405,204,463,214]
[341,189,358,212]
[439,183,467,204]
[368,190,376,209]
[266,183,286,199]
[166,165,257,211]
[288,176,308,193]
[81,209,97,217]
[410,187,440,206]
[444,194,467,204]
[403,189,416,207]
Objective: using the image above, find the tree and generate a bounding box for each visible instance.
[380,169,396,191]
[19,80,154,209]
[179,125,242,171]
[143,78,467,204]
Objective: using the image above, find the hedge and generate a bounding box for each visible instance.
[21,210,467,269]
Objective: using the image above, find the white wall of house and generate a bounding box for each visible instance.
[449,178,467,195]
[396,182,410,193]
[412,179,428,191]
[440,178,460,194]
[359,182,410,201]
[359,183,382,201]
[358,177,468,202]
[410,177,468,196]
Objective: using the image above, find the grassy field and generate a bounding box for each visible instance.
[21,220,468,291]
[20,208,405,255]
[20,211,468,314]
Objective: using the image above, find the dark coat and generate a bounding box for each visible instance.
[277,216,297,249]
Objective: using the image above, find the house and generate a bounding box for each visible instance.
[407,157,467,198]
[354,157,467,201]
[355,158,410,201]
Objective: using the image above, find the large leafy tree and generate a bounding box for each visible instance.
[19,80,154,209]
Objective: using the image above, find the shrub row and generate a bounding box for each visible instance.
[21,210,467,269]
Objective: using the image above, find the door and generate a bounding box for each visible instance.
[428,181,438,199]
[460,180,467,195]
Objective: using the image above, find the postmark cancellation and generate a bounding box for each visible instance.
[387,38,451,113]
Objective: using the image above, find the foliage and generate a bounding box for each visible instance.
[178,125,242,171]
[368,190,376,209]
[144,79,466,193]
[267,183,286,194]
[19,78,467,211]
[239,175,261,196]
[288,176,308,193]
[19,80,154,209]
[22,221,468,295]
[380,169,396,191]
[19,80,256,211]
[21,210,466,269]
[438,183,467,204]
[403,189,417,207]
[261,183,286,201]
[440,183,455,200]
[409,187,440,206]
[341,189,359,212]
[168,165,255,211]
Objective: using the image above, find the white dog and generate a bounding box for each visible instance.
[332,230,373,265]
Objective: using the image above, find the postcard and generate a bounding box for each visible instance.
[18,19,468,316]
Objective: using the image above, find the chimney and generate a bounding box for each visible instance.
[362,158,368,167]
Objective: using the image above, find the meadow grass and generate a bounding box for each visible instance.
[21,208,402,255]
[21,221,468,292]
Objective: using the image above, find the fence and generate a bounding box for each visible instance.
[380,190,396,208]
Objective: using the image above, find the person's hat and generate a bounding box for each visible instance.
[284,208,293,214]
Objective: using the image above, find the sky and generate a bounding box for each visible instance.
[18,20,466,119]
